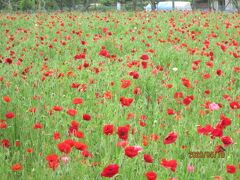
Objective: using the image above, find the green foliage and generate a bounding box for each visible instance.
[98,0,115,6]
[45,1,58,10]
[19,0,35,10]
[232,0,240,11]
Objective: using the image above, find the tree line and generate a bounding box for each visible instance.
[0,0,238,12]
[0,0,157,11]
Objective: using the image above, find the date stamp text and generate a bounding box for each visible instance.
[189,151,225,158]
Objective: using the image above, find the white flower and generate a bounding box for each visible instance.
[172,67,178,71]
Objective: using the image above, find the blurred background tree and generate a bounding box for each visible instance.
[0,0,238,12]
[0,0,139,11]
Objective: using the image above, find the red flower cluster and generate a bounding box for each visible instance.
[163,132,178,144]
[160,159,178,172]
[101,164,119,178]
[120,97,134,107]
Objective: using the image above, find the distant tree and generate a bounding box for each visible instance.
[99,0,115,6]
[0,0,13,10]
[232,0,239,12]
[133,0,137,10]
[83,0,90,10]
[55,0,64,10]
[19,0,35,11]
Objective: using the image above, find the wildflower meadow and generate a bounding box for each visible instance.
[0,11,239,179]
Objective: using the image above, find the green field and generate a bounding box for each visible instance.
[0,11,239,179]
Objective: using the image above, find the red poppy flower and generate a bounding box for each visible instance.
[104,91,112,99]
[68,121,79,135]
[211,128,223,138]
[120,97,134,107]
[160,158,177,172]
[203,73,211,79]
[222,94,232,101]
[1,139,10,148]
[57,142,72,154]
[215,145,225,153]
[67,109,77,116]
[129,71,139,79]
[74,142,87,151]
[126,113,135,120]
[72,98,83,105]
[33,122,43,129]
[139,121,147,127]
[229,101,240,109]
[145,171,157,180]
[121,79,131,89]
[221,136,233,147]
[26,148,33,153]
[101,164,119,178]
[140,54,149,60]
[181,78,191,88]
[226,164,236,174]
[174,92,183,99]
[11,163,22,171]
[82,114,91,121]
[5,58,12,64]
[83,62,89,68]
[163,132,177,144]
[133,87,141,95]
[46,154,58,162]
[63,139,75,147]
[3,96,11,103]
[74,53,86,60]
[167,109,175,115]
[124,146,142,158]
[15,140,20,147]
[74,131,84,138]
[52,106,62,111]
[150,134,160,141]
[29,107,36,113]
[71,83,80,88]
[197,124,214,135]
[99,48,110,58]
[144,154,154,163]
[117,125,130,140]
[204,89,211,95]
[48,160,59,170]
[53,132,61,140]
[216,69,223,76]
[0,121,7,129]
[5,112,15,119]
[182,97,192,106]
[216,115,231,129]
[141,61,148,69]
[81,40,87,45]
[81,150,93,158]
[103,124,114,135]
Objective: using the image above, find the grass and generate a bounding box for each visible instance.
[0,11,239,179]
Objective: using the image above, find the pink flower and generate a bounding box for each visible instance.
[209,103,220,110]
[187,164,194,172]
[133,145,143,152]
[116,141,128,148]
[61,155,70,164]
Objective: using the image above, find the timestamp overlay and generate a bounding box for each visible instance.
[189,151,225,158]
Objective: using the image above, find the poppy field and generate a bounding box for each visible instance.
[0,11,239,179]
